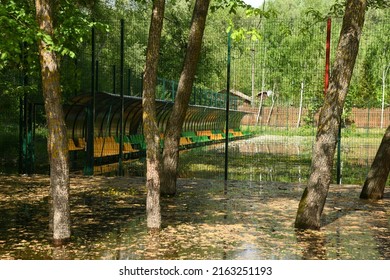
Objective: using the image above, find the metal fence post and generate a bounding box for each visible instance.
[84,25,95,176]
[225,31,231,181]
[113,65,116,94]
[119,19,125,176]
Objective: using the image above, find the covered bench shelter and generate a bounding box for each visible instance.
[64,92,249,174]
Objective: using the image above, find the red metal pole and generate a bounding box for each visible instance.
[325,18,331,95]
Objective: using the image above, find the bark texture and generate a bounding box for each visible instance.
[161,0,211,195]
[360,125,390,199]
[295,0,367,230]
[35,0,71,244]
[143,0,165,229]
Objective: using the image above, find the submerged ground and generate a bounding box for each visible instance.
[0,175,389,260]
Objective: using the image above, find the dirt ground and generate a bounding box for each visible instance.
[0,175,389,260]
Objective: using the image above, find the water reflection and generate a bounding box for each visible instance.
[144,230,162,260]
[52,246,71,260]
[295,230,327,260]
[87,135,381,185]
[178,136,381,184]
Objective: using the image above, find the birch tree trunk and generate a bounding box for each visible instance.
[256,92,264,125]
[160,0,211,195]
[360,125,390,199]
[266,84,276,125]
[142,0,165,230]
[295,0,367,230]
[296,81,304,128]
[35,0,71,245]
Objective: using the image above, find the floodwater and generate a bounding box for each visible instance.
[91,135,380,185]
[0,175,389,260]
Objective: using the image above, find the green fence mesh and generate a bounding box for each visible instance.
[2,10,390,185]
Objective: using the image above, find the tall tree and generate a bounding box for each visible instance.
[295,0,367,230]
[142,0,165,230]
[35,0,71,244]
[160,0,211,195]
[360,125,390,199]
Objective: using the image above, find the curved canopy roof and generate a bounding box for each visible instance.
[64,92,248,140]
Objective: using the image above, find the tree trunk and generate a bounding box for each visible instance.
[142,0,165,230]
[295,0,367,230]
[360,125,390,199]
[296,81,304,128]
[256,45,267,124]
[256,92,264,125]
[380,64,389,129]
[251,45,255,107]
[266,83,276,125]
[160,0,211,195]
[35,0,71,245]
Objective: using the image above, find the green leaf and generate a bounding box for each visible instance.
[1,52,8,60]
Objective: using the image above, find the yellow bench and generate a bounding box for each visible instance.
[68,138,84,151]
